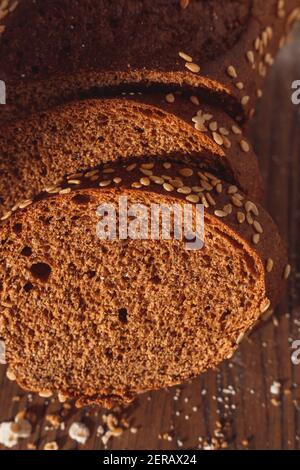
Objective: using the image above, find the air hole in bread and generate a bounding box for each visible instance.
[12,223,22,234]
[21,246,32,257]
[72,194,91,205]
[30,262,52,282]
[23,282,34,293]
[118,308,128,324]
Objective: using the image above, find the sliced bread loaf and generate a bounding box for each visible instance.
[0,0,299,122]
[0,95,263,216]
[0,161,289,407]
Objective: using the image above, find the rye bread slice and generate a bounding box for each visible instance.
[0,0,299,122]
[0,96,263,216]
[0,161,289,407]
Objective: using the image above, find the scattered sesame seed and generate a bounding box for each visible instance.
[232,125,242,135]
[126,163,137,171]
[212,132,223,146]
[214,209,227,218]
[186,194,200,203]
[266,258,274,273]
[240,140,250,153]
[131,182,142,189]
[177,186,192,195]
[284,264,291,280]
[163,162,172,169]
[260,298,271,313]
[165,93,175,103]
[190,95,200,106]
[178,51,193,62]
[141,163,155,170]
[237,212,246,224]
[227,65,237,78]
[235,82,244,90]
[99,180,112,187]
[113,177,122,184]
[185,62,200,73]
[241,96,250,106]
[252,233,260,245]
[140,177,151,186]
[253,220,263,234]
[228,185,238,194]
[179,168,193,177]
[163,183,174,192]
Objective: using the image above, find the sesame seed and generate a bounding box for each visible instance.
[150,176,164,184]
[103,168,115,174]
[186,194,200,203]
[39,391,53,398]
[240,140,250,152]
[246,50,255,64]
[177,186,192,195]
[232,125,242,135]
[219,127,229,136]
[59,188,71,195]
[185,62,200,73]
[260,298,271,313]
[113,177,122,184]
[227,65,237,78]
[47,187,62,194]
[246,213,253,226]
[228,185,238,194]
[236,333,244,345]
[223,204,232,214]
[257,89,263,98]
[6,368,16,381]
[209,121,218,132]
[201,180,213,191]
[179,51,193,62]
[266,258,274,272]
[1,211,12,221]
[241,96,250,106]
[236,82,244,90]
[99,180,112,187]
[18,199,32,209]
[163,162,172,169]
[223,136,232,149]
[170,179,184,189]
[252,233,260,244]
[212,132,223,146]
[245,201,259,216]
[141,163,155,170]
[232,196,243,208]
[190,95,200,106]
[69,172,84,179]
[140,168,153,176]
[214,209,228,218]
[179,168,193,177]
[131,182,142,189]
[163,183,174,192]
[201,195,209,208]
[255,37,261,51]
[205,193,216,205]
[216,183,223,194]
[126,163,137,171]
[67,179,81,185]
[140,177,151,186]
[284,264,291,280]
[165,93,175,103]
[237,212,245,224]
[253,220,263,234]
[180,0,189,9]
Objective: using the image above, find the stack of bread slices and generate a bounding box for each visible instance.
[0,0,298,408]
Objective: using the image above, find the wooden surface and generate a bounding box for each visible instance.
[0,28,300,452]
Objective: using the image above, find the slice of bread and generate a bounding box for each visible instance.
[0,95,263,216]
[0,161,288,407]
[0,0,299,122]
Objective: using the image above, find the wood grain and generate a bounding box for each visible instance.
[0,27,300,452]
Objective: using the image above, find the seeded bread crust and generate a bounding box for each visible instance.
[0,95,263,216]
[0,161,288,407]
[0,0,299,123]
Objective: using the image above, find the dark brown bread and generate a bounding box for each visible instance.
[0,95,263,216]
[0,161,289,407]
[0,0,299,122]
